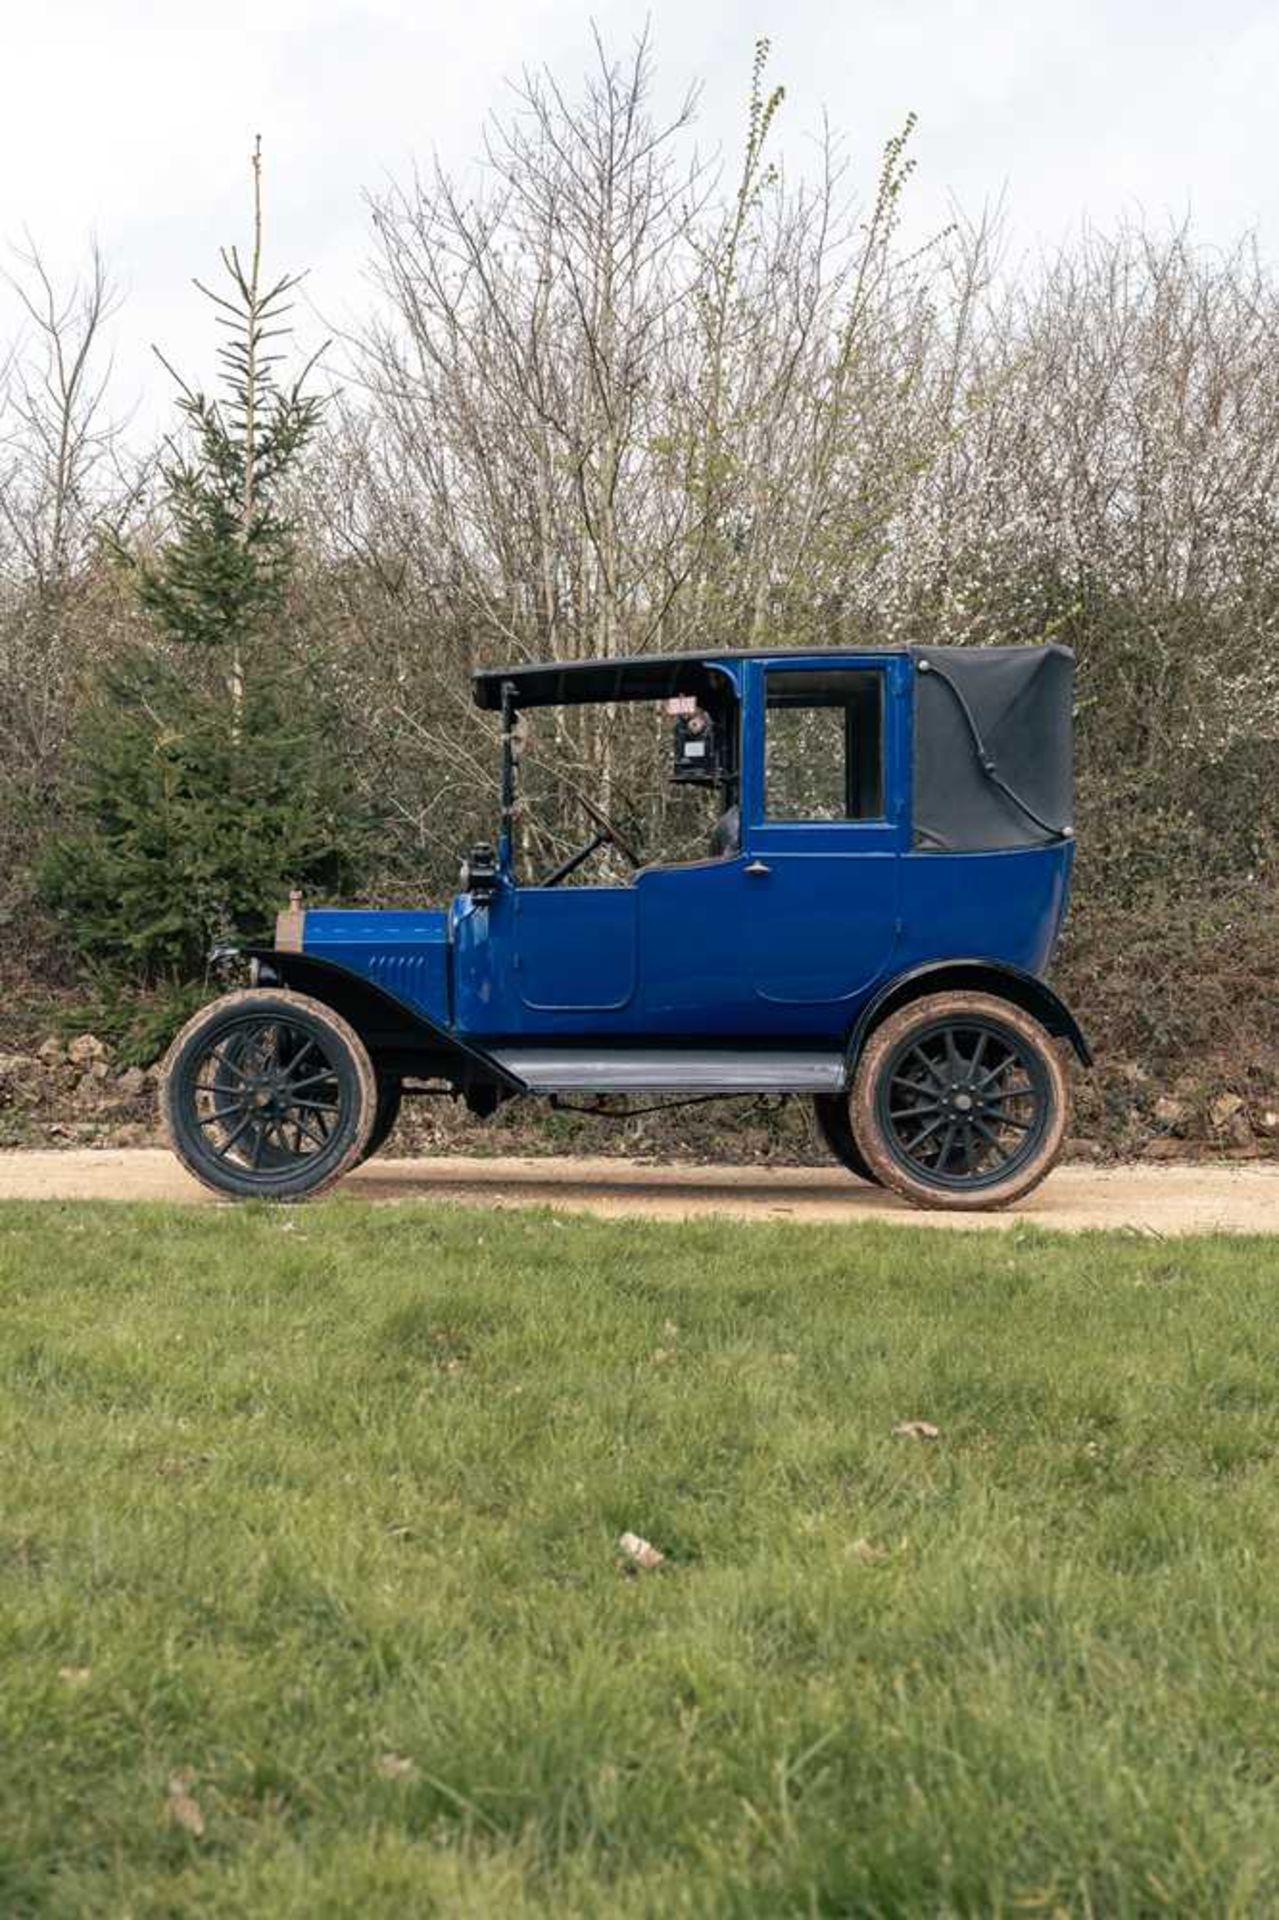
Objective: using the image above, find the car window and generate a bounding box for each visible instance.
[764,669,884,822]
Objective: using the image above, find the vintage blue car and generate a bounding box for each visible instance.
[161,643,1089,1210]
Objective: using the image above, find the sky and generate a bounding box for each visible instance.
[2,0,1277,439]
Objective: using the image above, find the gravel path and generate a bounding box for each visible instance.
[1,1148,1276,1234]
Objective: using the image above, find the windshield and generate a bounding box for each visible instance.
[504,690,738,885]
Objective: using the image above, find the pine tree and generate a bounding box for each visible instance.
[41,140,369,989]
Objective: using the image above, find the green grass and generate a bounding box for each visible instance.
[1,1203,1277,1917]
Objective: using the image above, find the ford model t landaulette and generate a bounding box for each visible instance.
[161,644,1089,1210]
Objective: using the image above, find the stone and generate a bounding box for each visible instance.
[116,1067,149,1098]
[1226,1112,1254,1149]
[1142,1136,1186,1160]
[0,1052,31,1081]
[1209,1092,1245,1132]
[67,1033,108,1066]
[1153,1094,1189,1132]
[1254,1108,1279,1138]
[36,1037,63,1065]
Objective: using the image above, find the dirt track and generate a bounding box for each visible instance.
[0,1148,1276,1234]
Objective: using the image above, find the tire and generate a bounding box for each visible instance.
[361,1077,403,1162]
[161,988,377,1202]
[850,991,1069,1211]
[812,1092,881,1184]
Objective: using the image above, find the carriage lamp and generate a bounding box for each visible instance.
[671,705,721,785]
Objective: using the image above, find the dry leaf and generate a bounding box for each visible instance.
[166,1770,205,1838]
[376,1752,418,1780]
[618,1531,666,1571]
[850,1537,888,1564]
[892,1420,941,1441]
[58,1665,91,1686]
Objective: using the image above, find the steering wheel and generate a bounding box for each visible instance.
[574,792,644,869]
[541,791,644,886]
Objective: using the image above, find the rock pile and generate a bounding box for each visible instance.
[0,1036,160,1147]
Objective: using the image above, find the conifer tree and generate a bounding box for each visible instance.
[41,140,368,988]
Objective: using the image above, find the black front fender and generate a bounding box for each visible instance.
[242,948,526,1094]
[849,960,1092,1067]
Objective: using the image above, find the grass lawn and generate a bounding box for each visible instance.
[1,1202,1277,1917]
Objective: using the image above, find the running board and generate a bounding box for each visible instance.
[489,1047,848,1096]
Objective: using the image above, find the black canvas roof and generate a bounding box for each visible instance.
[911,643,1074,850]
[470,649,770,710]
[470,643,1068,711]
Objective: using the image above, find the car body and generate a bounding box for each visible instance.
[162,643,1089,1208]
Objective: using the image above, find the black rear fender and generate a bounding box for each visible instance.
[849,961,1092,1067]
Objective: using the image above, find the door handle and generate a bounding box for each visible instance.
[744,860,771,876]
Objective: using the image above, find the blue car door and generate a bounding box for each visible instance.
[740,658,905,1005]
[513,885,637,1012]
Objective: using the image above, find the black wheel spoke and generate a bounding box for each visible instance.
[891,1070,939,1097]
[903,1112,948,1153]
[972,1053,1014,1094]
[213,1110,256,1159]
[207,1048,252,1084]
[286,1069,338,1094]
[281,1039,319,1082]
[290,1096,340,1114]
[907,1046,946,1090]
[196,1103,246,1129]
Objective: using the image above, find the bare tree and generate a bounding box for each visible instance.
[318,36,984,877]
[0,241,133,939]
[0,241,122,590]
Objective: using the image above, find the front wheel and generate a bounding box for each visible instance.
[161,989,377,1201]
[360,1077,403,1162]
[850,991,1069,1211]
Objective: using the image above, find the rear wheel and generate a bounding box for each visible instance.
[850,991,1068,1211]
[161,989,376,1201]
[811,1093,880,1184]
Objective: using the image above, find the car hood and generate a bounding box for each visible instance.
[301,907,452,1027]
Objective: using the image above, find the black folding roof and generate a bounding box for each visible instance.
[470,647,902,710]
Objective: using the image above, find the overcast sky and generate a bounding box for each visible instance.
[3,0,1277,438]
